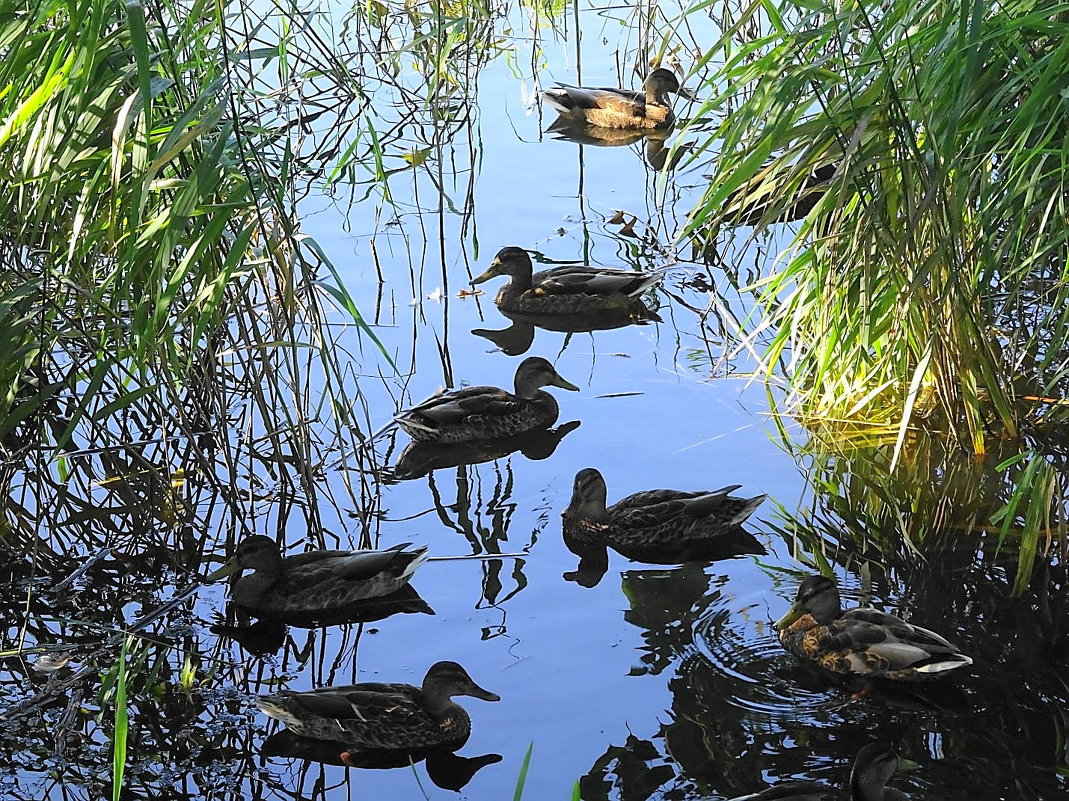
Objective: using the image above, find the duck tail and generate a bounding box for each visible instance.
[730,493,767,525]
[401,544,431,579]
[914,652,973,674]
[257,696,303,728]
[541,88,576,115]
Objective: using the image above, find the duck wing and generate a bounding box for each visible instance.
[831,609,973,674]
[279,684,423,722]
[531,265,663,298]
[542,84,638,113]
[610,486,763,525]
[282,544,428,585]
[398,386,521,425]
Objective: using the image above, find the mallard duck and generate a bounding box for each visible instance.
[472,246,664,315]
[257,661,499,751]
[728,742,904,801]
[214,535,429,615]
[725,162,838,226]
[775,574,973,680]
[541,68,685,129]
[561,467,765,561]
[394,356,578,443]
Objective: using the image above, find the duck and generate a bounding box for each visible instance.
[541,68,686,129]
[394,356,578,443]
[471,246,664,315]
[774,573,973,680]
[257,661,500,751]
[212,535,429,615]
[727,742,905,801]
[561,467,766,561]
[725,162,838,226]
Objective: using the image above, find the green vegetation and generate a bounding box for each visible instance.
[687,0,1069,589]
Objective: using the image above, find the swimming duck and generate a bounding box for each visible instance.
[257,661,500,751]
[561,468,766,561]
[214,535,429,615]
[394,356,578,443]
[728,742,904,801]
[472,246,664,315]
[775,574,973,680]
[541,68,685,129]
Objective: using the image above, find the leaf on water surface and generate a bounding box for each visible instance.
[594,392,644,398]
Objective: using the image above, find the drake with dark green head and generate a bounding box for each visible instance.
[562,467,766,562]
[257,661,500,751]
[775,573,973,680]
[727,742,905,800]
[472,246,664,315]
[215,535,429,615]
[394,356,578,443]
[541,68,686,129]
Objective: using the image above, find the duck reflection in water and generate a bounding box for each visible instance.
[561,468,766,587]
[726,741,904,801]
[389,420,581,481]
[211,585,435,657]
[261,729,502,791]
[472,303,661,357]
[546,117,692,171]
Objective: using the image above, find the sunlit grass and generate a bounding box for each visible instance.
[684,0,1069,588]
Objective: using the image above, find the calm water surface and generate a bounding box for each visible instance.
[2,1,1067,799]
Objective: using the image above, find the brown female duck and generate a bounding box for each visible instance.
[541,68,685,129]
[394,356,578,443]
[562,467,765,561]
[257,661,499,751]
[216,535,428,615]
[775,574,973,680]
[472,246,663,315]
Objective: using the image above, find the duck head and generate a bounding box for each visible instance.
[472,246,532,286]
[513,356,579,398]
[774,573,843,629]
[422,661,500,718]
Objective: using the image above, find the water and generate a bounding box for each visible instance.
[1,0,1067,799]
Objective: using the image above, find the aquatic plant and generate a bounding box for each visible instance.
[685,0,1069,589]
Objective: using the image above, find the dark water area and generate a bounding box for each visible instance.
[2,1,1068,800]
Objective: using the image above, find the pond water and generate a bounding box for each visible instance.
[2,1,1068,800]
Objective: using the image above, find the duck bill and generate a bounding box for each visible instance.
[467,682,501,703]
[676,86,698,100]
[551,374,580,392]
[774,601,805,630]
[471,262,501,285]
[204,559,241,582]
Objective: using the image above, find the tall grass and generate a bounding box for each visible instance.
[684,0,1069,588]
